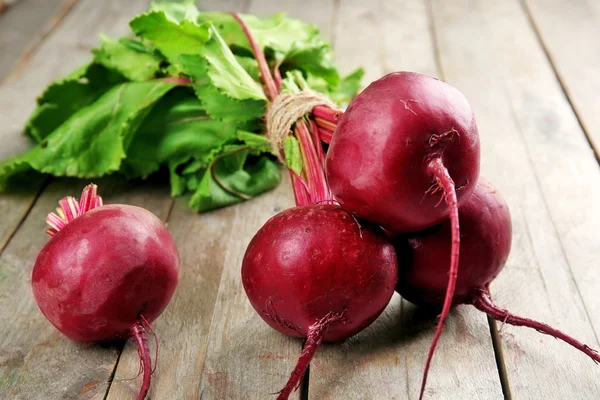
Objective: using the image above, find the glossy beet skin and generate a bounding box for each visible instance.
[242,204,398,342]
[326,71,480,232]
[396,179,512,307]
[32,204,180,342]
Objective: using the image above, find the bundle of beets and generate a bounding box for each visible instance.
[5,1,599,399]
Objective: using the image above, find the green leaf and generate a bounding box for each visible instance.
[149,0,199,23]
[179,54,265,123]
[25,63,125,142]
[130,11,211,64]
[197,12,318,55]
[197,12,338,84]
[236,130,272,152]
[131,12,265,101]
[234,55,260,82]
[93,34,164,81]
[283,136,302,175]
[306,67,364,106]
[122,89,238,179]
[189,149,281,212]
[0,81,175,188]
[202,24,265,100]
[283,39,339,86]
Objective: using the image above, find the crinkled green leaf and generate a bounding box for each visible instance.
[202,24,265,100]
[197,12,318,55]
[179,54,265,122]
[25,63,125,142]
[93,34,164,81]
[0,81,175,188]
[283,136,302,175]
[189,149,281,212]
[150,0,199,23]
[197,12,338,84]
[122,89,238,179]
[130,11,211,64]
[131,12,264,101]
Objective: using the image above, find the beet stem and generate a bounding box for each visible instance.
[312,105,341,123]
[472,288,600,364]
[132,318,153,400]
[277,311,345,400]
[229,12,278,101]
[419,157,461,400]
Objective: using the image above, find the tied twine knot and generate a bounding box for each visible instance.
[266,90,341,163]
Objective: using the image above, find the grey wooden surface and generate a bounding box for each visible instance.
[1,0,599,399]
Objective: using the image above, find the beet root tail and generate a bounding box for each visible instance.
[276,311,345,400]
[132,317,155,400]
[419,158,461,400]
[472,288,600,363]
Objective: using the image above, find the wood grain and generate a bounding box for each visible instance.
[308,1,502,399]
[0,0,79,83]
[0,0,78,262]
[430,0,600,397]
[523,0,600,155]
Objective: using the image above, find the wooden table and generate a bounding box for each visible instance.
[1,0,600,398]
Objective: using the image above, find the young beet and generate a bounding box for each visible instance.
[395,179,600,399]
[242,204,398,399]
[326,71,481,387]
[32,184,180,400]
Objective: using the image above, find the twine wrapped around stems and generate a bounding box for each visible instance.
[266,90,341,163]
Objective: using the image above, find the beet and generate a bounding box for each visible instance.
[396,179,600,399]
[326,71,481,393]
[32,184,179,400]
[242,204,398,399]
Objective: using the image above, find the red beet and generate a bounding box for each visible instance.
[326,71,480,392]
[32,185,179,400]
[242,204,398,399]
[396,179,600,399]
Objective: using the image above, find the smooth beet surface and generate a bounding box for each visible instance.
[33,204,180,342]
[242,204,397,398]
[396,179,600,399]
[397,178,511,306]
[326,71,480,233]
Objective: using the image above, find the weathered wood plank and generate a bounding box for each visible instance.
[0,0,176,399]
[523,0,600,156]
[309,1,502,399]
[0,0,78,258]
[430,0,600,397]
[331,0,383,86]
[0,0,78,82]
